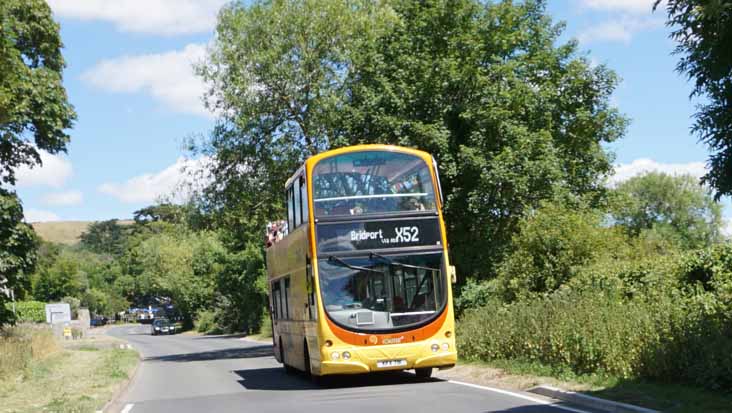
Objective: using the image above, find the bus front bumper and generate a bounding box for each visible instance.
[319,349,457,376]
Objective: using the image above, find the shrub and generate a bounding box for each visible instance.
[195,309,217,334]
[62,296,80,319]
[457,286,732,391]
[496,203,627,301]
[6,301,47,323]
[258,310,272,338]
[455,278,501,315]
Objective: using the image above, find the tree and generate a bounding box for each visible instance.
[496,202,620,301]
[32,250,86,302]
[338,0,627,278]
[655,1,732,198]
[193,0,395,247]
[611,172,722,249]
[0,0,76,186]
[0,189,38,324]
[79,220,131,256]
[213,242,267,333]
[121,228,226,325]
[134,204,186,225]
[197,0,627,280]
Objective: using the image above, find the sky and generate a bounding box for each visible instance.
[12,0,727,230]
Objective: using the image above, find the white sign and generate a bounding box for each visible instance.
[45,303,71,324]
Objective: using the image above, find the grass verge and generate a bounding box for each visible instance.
[451,358,732,413]
[0,346,139,412]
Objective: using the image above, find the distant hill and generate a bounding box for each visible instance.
[31,220,134,245]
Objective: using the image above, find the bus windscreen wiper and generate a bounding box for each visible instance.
[368,252,439,272]
[327,255,384,274]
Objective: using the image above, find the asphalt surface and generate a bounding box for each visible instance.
[106,325,592,413]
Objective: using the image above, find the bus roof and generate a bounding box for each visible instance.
[284,144,433,188]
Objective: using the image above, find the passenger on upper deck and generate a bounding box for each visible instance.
[265,220,287,248]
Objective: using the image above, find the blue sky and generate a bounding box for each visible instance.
[13,0,725,229]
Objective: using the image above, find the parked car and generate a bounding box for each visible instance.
[151,318,175,335]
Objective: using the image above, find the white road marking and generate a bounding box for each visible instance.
[447,380,592,413]
[120,403,134,413]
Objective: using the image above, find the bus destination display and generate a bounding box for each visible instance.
[316,217,441,253]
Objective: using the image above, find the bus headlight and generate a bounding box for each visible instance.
[342,351,351,360]
[431,344,439,352]
[331,351,340,360]
[442,343,449,351]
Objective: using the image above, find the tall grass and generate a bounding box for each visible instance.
[0,325,59,378]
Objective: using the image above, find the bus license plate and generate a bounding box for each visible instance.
[377,359,407,368]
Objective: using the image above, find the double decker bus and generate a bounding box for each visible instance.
[266,144,457,379]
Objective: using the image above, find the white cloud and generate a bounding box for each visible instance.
[15,150,73,188]
[42,190,84,207]
[98,157,213,204]
[47,0,228,36]
[24,209,61,223]
[611,158,707,184]
[81,43,209,116]
[579,0,662,14]
[578,15,663,44]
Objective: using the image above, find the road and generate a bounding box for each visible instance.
[107,325,592,413]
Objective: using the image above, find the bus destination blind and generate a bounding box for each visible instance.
[316,218,441,253]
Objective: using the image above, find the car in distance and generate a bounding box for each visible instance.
[151,318,175,335]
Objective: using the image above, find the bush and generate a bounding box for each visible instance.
[496,203,627,301]
[455,278,501,315]
[62,296,80,319]
[4,301,46,323]
[258,310,272,338]
[458,286,732,391]
[195,309,218,334]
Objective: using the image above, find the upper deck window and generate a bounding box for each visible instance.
[312,151,436,217]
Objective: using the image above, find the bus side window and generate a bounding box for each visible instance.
[306,257,315,320]
[272,281,281,320]
[286,186,294,233]
[300,176,308,224]
[284,277,290,320]
[294,181,301,228]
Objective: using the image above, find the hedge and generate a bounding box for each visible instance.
[4,301,46,323]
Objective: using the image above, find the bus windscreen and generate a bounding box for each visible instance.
[312,151,437,217]
[318,252,446,332]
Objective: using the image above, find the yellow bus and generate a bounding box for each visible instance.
[266,144,457,379]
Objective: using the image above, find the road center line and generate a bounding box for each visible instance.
[447,380,591,413]
[120,403,134,413]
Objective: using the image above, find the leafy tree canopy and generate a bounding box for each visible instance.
[197,0,627,278]
[0,0,76,186]
[193,0,396,247]
[79,219,132,257]
[610,172,722,249]
[655,0,732,198]
[338,0,627,277]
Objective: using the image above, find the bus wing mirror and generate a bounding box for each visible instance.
[449,265,457,284]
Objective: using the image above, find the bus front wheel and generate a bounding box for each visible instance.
[415,367,433,379]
